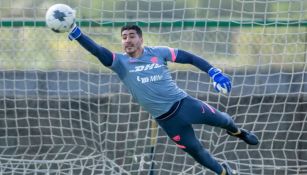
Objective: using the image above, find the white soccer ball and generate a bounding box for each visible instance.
[213,82,228,94]
[45,4,75,33]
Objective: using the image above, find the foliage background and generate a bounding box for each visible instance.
[0,0,306,71]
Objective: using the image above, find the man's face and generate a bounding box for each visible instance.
[121,29,143,55]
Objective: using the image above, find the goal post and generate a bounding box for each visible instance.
[0,0,306,175]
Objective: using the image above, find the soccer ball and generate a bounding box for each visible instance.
[45,4,75,33]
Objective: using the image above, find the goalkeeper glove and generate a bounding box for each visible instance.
[68,23,81,41]
[208,67,232,94]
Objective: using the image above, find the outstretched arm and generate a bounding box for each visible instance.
[176,49,213,73]
[68,25,113,67]
[176,49,232,94]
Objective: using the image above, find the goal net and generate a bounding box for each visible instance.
[0,0,306,175]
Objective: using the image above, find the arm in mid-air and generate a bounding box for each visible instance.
[175,49,232,93]
[176,50,213,73]
[68,25,113,67]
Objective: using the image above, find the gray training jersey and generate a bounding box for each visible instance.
[110,46,187,118]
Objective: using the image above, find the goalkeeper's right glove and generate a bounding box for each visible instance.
[68,23,81,41]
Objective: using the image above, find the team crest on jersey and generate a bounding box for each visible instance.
[150,57,158,63]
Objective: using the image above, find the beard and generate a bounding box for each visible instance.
[125,46,136,53]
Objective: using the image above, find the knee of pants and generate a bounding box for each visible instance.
[181,140,203,154]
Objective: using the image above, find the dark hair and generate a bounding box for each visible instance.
[121,24,143,37]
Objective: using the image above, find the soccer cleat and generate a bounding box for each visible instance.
[227,128,259,145]
[221,162,236,175]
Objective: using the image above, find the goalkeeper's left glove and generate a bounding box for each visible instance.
[68,23,81,41]
[208,67,232,94]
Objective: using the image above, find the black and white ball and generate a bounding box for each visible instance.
[45,4,75,33]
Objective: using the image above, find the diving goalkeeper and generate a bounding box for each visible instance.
[68,24,259,175]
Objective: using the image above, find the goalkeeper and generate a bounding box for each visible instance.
[68,24,259,175]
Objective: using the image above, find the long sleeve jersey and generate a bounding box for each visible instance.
[76,33,213,117]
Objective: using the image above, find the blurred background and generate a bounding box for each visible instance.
[0,0,306,175]
[0,0,306,70]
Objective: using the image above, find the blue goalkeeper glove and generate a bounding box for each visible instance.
[68,23,81,40]
[208,67,232,94]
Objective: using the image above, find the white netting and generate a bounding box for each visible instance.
[0,0,306,175]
